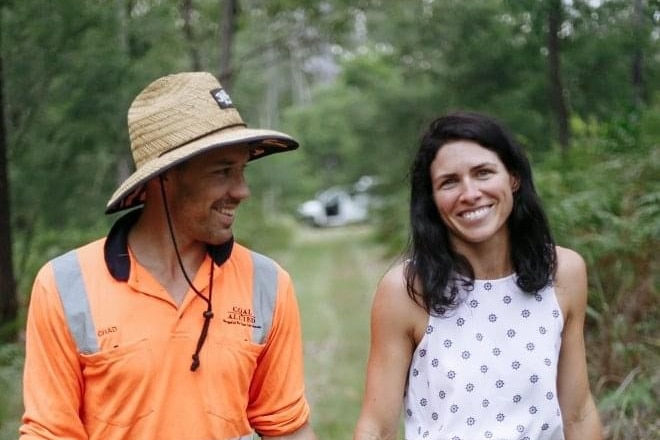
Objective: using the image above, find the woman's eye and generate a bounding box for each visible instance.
[438,179,457,189]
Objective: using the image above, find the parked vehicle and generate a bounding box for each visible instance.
[296,176,378,227]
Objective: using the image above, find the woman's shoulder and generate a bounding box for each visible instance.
[373,261,428,339]
[375,261,411,306]
[554,246,587,283]
[376,260,427,305]
[553,246,588,318]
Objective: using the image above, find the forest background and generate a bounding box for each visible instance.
[0,0,658,439]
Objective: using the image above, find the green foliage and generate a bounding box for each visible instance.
[534,111,659,436]
[4,0,657,268]
[285,83,366,188]
[0,343,23,439]
[284,50,438,197]
[597,368,660,440]
[12,219,109,299]
[232,191,297,256]
[565,0,660,120]
[4,1,129,227]
[370,180,409,259]
[242,151,316,217]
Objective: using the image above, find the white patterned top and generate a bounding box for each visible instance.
[404,274,565,440]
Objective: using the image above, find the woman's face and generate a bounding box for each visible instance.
[429,140,518,253]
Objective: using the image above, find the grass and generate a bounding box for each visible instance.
[272,225,393,437]
[0,343,23,440]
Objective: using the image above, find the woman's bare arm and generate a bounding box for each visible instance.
[353,264,426,440]
[554,247,603,440]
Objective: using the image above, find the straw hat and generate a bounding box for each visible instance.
[105,72,299,214]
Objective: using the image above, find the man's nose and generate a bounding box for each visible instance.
[230,173,251,200]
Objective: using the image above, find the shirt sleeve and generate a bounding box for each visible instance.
[247,267,311,436]
[20,263,89,440]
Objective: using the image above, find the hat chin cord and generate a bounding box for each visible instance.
[159,175,214,372]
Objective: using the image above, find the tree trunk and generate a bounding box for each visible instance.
[181,0,202,71]
[113,0,135,189]
[547,0,570,153]
[631,0,644,109]
[0,29,19,341]
[218,0,238,91]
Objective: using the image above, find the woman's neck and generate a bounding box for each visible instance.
[452,235,513,280]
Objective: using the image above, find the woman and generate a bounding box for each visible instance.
[353,112,602,440]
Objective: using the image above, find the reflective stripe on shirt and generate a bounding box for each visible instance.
[250,251,278,344]
[52,250,99,355]
[52,249,278,354]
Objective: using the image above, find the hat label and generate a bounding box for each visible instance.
[210,88,234,109]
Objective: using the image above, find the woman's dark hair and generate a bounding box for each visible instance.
[405,111,556,315]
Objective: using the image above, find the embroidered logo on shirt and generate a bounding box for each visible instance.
[223,306,261,328]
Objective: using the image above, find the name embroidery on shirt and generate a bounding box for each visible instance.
[97,326,118,337]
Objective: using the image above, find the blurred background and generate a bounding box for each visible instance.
[0,0,658,438]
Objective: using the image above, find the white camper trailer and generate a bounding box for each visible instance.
[296,176,378,227]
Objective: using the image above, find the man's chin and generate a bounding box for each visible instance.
[207,229,234,246]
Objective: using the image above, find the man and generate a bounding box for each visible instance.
[20,72,317,440]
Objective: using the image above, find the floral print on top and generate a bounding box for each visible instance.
[404,275,564,440]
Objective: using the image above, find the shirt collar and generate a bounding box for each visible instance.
[103,208,234,281]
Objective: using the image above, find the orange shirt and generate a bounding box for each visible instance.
[21,226,310,439]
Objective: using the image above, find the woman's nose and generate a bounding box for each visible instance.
[459,179,481,203]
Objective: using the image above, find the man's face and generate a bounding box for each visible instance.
[163,145,251,246]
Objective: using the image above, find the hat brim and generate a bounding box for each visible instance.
[105,127,298,214]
